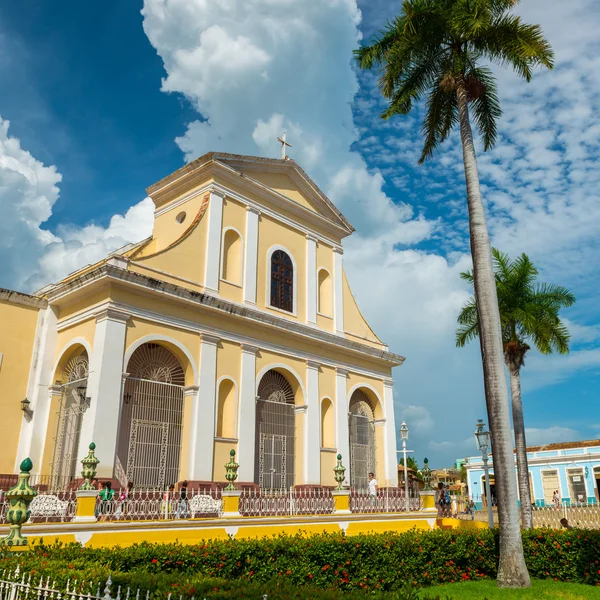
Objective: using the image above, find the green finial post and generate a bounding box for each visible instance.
[224,449,239,491]
[333,454,346,491]
[422,457,432,491]
[80,442,100,490]
[0,458,37,547]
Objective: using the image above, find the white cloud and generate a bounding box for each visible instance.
[0,117,152,291]
[524,427,582,447]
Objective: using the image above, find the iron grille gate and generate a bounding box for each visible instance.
[256,399,295,489]
[349,413,375,490]
[51,385,87,487]
[118,377,184,489]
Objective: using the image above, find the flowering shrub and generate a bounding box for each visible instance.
[0,528,597,594]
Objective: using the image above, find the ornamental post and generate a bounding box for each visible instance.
[74,443,100,523]
[222,448,242,518]
[80,442,100,490]
[419,458,437,513]
[332,454,351,515]
[0,458,37,547]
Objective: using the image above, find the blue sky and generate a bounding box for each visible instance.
[0,0,598,467]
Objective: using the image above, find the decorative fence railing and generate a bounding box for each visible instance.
[239,487,334,517]
[349,488,421,513]
[0,489,77,524]
[0,569,196,600]
[532,503,600,529]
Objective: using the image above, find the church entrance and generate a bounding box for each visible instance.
[51,350,89,487]
[255,370,296,489]
[116,343,185,489]
[349,389,376,490]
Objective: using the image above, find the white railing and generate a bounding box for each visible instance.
[532,502,600,529]
[0,489,77,524]
[99,488,223,521]
[0,567,180,600]
[350,488,421,513]
[239,487,334,517]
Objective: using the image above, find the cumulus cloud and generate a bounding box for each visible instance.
[524,427,582,447]
[0,117,152,291]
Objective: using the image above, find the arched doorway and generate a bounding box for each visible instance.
[348,389,376,489]
[51,349,89,486]
[255,369,296,489]
[116,343,185,488]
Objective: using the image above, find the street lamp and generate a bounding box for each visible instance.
[400,422,410,511]
[474,419,494,528]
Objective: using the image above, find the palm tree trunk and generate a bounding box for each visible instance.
[510,365,533,529]
[456,78,530,588]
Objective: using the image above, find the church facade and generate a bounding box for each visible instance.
[0,153,404,490]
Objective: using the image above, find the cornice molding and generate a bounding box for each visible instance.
[95,307,130,324]
[50,264,404,369]
[0,288,47,310]
[183,385,200,396]
[336,367,349,377]
[200,333,221,346]
[307,360,321,370]
[240,343,260,355]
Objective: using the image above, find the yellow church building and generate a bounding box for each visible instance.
[0,152,404,491]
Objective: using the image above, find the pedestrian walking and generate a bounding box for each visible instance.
[175,480,189,519]
[368,472,378,506]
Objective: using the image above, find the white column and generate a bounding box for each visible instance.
[383,379,399,486]
[306,235,317,325]
[188,334,219,481]
[333,247,344,335]
[79,308,129,477]
[204,189,225,294]
[237,344,258,482]
[304,360,321,484]
[15,305,59,473]
[335,367,350,486]
[244,206,260,305]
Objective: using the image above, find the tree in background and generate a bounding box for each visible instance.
[355,0,553,587]
[457,249,574,528]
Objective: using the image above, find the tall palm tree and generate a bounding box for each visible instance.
[457,249,575,529]
[355,0,553,587]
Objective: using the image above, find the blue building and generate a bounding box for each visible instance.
[464,439,600,508]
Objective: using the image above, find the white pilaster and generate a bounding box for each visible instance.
[183,384,200,480]
[237,344,259,482]
[188,333,219,481]
[15,305,59,473]
[333,247,344,335]
[304,360,321,484]
[383,379,399,486]
[204,189,225,294]
[335,367,350,486]
[306,235,317,325]
[244,206,260,305]
[79,308,129,477]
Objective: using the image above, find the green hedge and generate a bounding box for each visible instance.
[0,528,598,595]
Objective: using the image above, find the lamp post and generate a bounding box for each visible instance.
[400,421,410,511]
[474,419,494,528]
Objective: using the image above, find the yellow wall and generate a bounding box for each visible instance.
[213,440,238,482]
[320,450,337,486]
[0,300,39,473]
[342,271,382,347]
[54,319,96,369]
[241,171,318,214]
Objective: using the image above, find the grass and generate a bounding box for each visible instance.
[418,579,600,599]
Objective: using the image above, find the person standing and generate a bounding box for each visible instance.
[553,490,560,509]
[98,481,115,522]
[176,481,189,519]
[368,472,378,506]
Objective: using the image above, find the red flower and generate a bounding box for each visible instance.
[309,574,313,579]
[286,570,291,575]
[152,559,158,564]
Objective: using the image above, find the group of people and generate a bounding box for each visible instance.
[89,480,190,520]
[436,482,453,517]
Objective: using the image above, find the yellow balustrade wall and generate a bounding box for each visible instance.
[0,297,40,474]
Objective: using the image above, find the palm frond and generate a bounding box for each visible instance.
[467,66,501,150]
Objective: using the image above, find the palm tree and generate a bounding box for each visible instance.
[355,0,553,587]
[457,249,575,529]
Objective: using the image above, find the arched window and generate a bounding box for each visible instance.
[321,398,335,448]
[270,250,294,312]
[216,378,237,438]
[348,389,376,489]
[255,369,296,488]
[221,228,243,285]
[318,269,332,316]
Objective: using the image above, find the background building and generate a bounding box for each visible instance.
[465,439,600,507]
[0,152,404,490]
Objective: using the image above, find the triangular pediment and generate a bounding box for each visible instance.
[146,152,354,236]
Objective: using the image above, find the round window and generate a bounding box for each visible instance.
[176,211,186,224]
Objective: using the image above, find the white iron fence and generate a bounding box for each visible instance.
[350,488,421,513]
[532,502,600,529]
[0,489,77,524]
[239,487,334,516]
[0,567,198,600]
